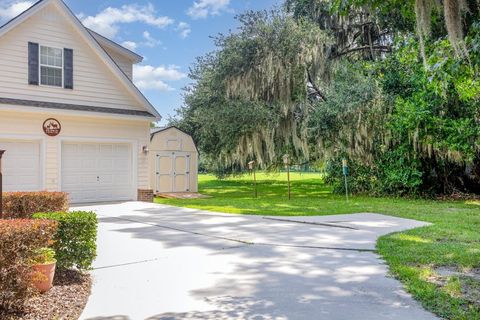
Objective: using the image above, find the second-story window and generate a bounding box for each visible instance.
[40,46,63,87]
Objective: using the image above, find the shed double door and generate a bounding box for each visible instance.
[156,152,191,193]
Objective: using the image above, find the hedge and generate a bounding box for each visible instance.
[2,192,69,219]
[33,211,97,270]
[0,219,57,312]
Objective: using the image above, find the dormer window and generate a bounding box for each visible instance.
[40,46,63,87]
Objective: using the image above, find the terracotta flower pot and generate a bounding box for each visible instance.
[32,261,56,293]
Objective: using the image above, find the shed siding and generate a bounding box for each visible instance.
[149,128,199,193]
[0,2,143,111]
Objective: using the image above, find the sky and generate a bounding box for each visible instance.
[0,0,281,124]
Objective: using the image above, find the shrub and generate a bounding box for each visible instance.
[30,247,56,265]
[2,192,69,219]
[33,211,97,270]
[0,219,57,312]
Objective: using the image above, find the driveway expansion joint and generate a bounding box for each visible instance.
[262,216,360,230]
[93,257,166,270]
[255,242,376,252]
[99,214,375,253]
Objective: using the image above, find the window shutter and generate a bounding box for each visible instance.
[28,42,39,85]
[64,48,73,89]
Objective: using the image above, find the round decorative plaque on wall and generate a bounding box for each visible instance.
[42,118,61,137]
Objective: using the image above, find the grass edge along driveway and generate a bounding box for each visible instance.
[156,173,480,320]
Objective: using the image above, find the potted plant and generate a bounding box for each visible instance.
[31,247,56,293]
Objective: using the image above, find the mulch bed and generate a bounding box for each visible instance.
[1,269,92,320]
[436,191,480,201]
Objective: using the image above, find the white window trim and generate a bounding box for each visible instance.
[39,44,64,88]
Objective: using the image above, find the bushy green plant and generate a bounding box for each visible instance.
[30,247,56,265]
[2,192,69,219]
[0,219,57,312]
[33,211,97,270]
[324,158,379,195]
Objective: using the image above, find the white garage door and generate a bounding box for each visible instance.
[0,140,41,192]
[62,142,134,203]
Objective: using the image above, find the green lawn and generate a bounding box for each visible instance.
[156,173,480,320]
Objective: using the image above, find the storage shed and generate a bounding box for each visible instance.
[149,127,198,194]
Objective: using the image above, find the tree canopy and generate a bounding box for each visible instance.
[172,0,480,195]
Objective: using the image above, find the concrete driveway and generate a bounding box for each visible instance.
[75,201,438,320]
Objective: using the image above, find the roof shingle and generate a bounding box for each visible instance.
[0,97,155,117]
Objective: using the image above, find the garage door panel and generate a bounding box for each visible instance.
[113,174,130,184]
[82,159,96,170]
[63,158,81,170]
[99,144,113,155]
[100,174,113,184]
[0,140,41,192]
[98,159,113,170]
[62,142,133,203]
[114,158,130,169]
[62,175,79,185]
[81,144,97,153]
[63,143,78,153]
[81,174,98,184]
[114,145,130,156]
[71,190,97,203]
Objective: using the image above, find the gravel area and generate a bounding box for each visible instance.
[1,270,92,320]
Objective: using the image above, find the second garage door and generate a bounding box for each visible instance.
[62,142,133,203]
[0,140,41,192]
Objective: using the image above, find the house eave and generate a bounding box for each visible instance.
[88,29,143,64]
[0,98,160,121]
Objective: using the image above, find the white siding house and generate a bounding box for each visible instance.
[0,0,161,203]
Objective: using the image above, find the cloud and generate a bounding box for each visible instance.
[142,31,161,47]
[121,41,138,51]
[0,1,34,23]
[81,3,173,38]
[133,64,187,92]
[187,0,231,19]
[176,22,191,39]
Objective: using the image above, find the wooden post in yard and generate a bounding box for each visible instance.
[248,161,257,198]
[0,150,5,219]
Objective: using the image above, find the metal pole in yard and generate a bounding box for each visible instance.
[342,159,349,202]
[283,154,291,200]
[344,174,349,202]
[0,150,5,219]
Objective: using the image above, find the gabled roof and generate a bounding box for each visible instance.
[0,0,161,120]
[88,29,143,64]
[150,126,199,153]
